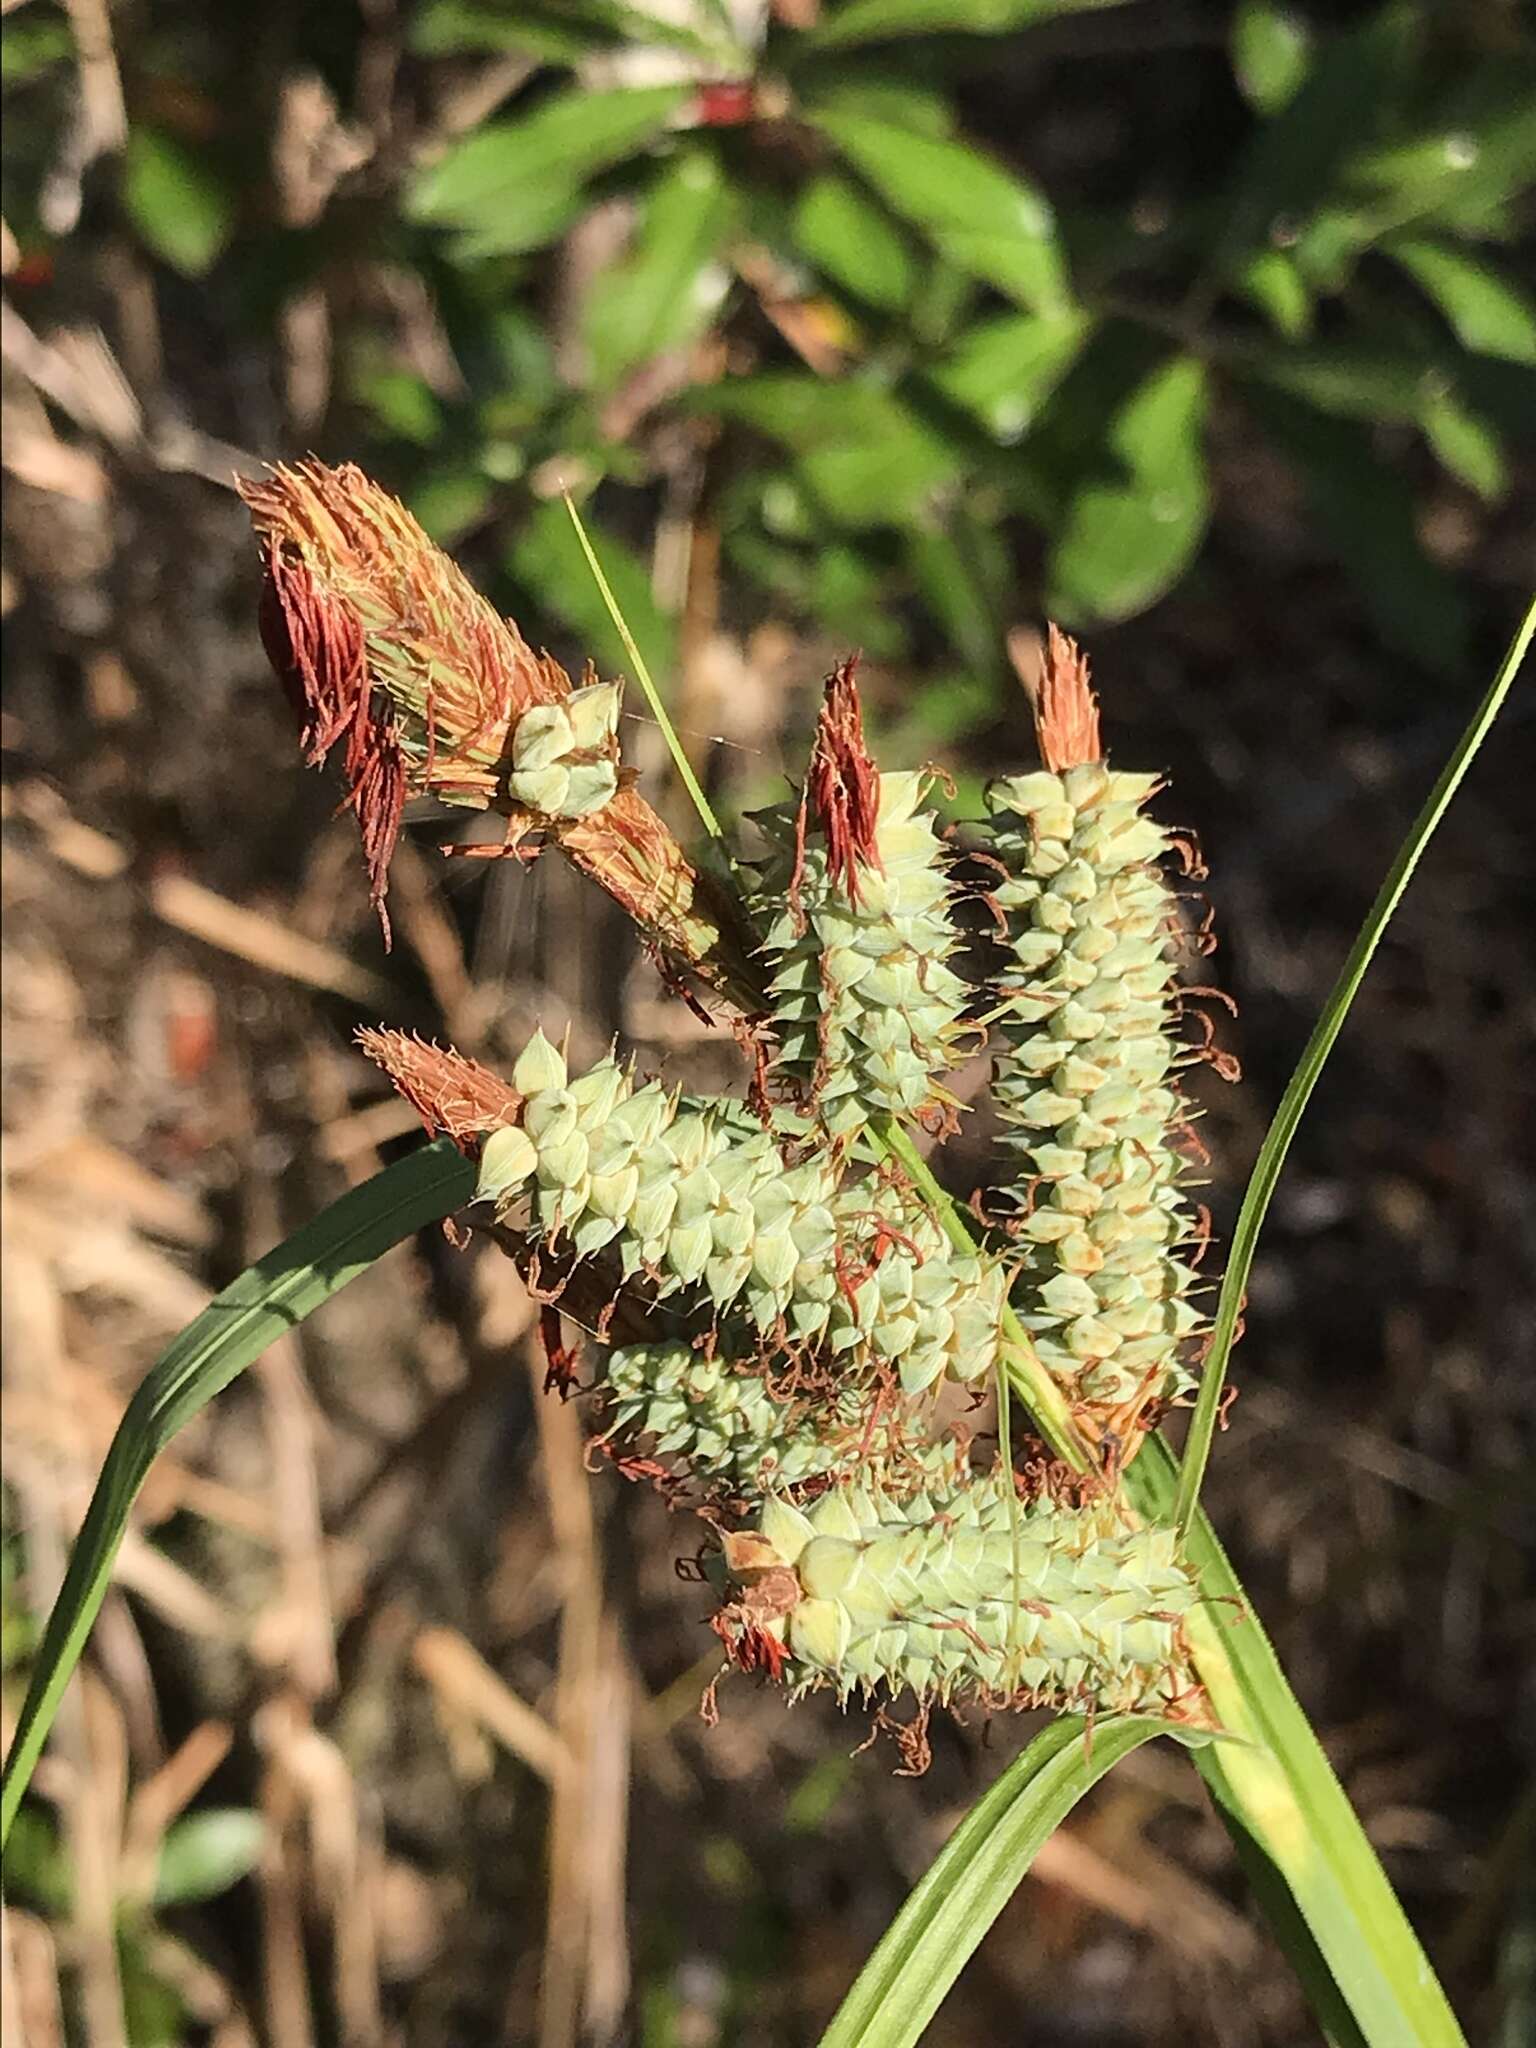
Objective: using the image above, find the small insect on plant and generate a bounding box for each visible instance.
[4,459,1525,2048]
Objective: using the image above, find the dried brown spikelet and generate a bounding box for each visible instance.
[356,1028,521,1150]
[1011,623,1104,775]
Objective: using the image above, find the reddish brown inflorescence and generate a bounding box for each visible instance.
[242,460,760,1008]
[799,655,882,908]
[241,461,567,933]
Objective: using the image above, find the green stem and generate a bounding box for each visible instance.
[563,492,724,842]
[1172,593,1533,1532]
[871,1118,1094,1471]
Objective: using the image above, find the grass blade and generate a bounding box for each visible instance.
[562,490,724,842]
[818,1716,1165,2048]
[1174,594,1535,1530]
[1127,1440,1465,2046]
[0,1139,475,1847]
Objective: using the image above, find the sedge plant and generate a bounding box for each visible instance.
[4,461,1529,2048]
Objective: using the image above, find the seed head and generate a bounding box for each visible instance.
[243,460,756,1006]
[241,460,574,931]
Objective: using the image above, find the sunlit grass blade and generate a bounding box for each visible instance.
[562,490,724,841]
[0,1139,475,1848]
[1174,593,1535,1530]
[818,1716,1166,2048]
[1126,1440,1464,2046]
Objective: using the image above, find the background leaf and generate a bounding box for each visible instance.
[1045,354,1209,622]
[1245,386,1469,671]
[809,108,1070,314]
[154,1810,266,1906]
[121,130,234,277]
[583,149,735,392]
[808,0,1131,50]
[792,172,918,313]
[1231,0,1313,115]
[1387,238,1536,364]
[406,84,688,252]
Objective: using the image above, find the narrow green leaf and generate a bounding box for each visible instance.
[1045,353,1209,624]
[808,109,1069,315]
[1389,237,1536,364]
[818,1716,1164,2048]
[1126,1444,1470,2048]
[509,498,678,699]
[1231,1,1313,115]
[406,83,687,248]
[154,1809,266,1905]
[793,172,918,313]
[553,493,720,840]
[0,1141,475,1848]
[584,149,734,393]
[1174,596,1532,1532]
[807,0,1130,50]
[122,129,235,278]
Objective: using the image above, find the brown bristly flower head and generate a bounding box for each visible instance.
[242,459,758,1009]
[802,654,881,905]
[1009,623,1104,773]
[356,1028,521,1152]
[240,460,574,932]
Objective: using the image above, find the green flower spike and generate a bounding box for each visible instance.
[750,660,970,1139]
[715,1462,1209,1723]
[983,628,1225,1456]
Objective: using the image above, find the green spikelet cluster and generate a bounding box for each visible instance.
[719,1467,1200,1715]
[505,680,622,819]
[984,759,1203,1423]
[350,615,1229,1748]
[476,1032,1007,1394]
[476,1030,840,1332]
[826,1177,1007,1396]
[601,1342,931,1496]
[750,680,969,1136]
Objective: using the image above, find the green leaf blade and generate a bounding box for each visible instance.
[406,83,688,247]
[808,108,1070,315]
[122,130,235,278]
[583,148,735,393]
[1388,237,1536,364]
[1045,353,1209,624]
[0,1141,475,1847]
[818,1716,1164,2048]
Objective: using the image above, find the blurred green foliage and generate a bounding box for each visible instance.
[3,0,1533,701]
